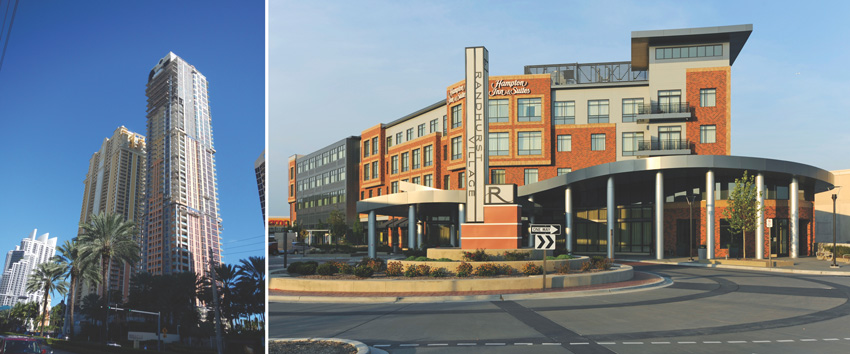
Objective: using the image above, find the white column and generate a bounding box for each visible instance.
[528,195,536,248]
[756,173,765,259]
[450,224,456,247]
[706,170,715,259]
[417,220,423,249]
[791,176,799,258]
[655,171,664,260]
[368,211,376,258]
[408,205,416,249]
[458,204,465,248]
[565,187,573,254]
[607,176,615,259]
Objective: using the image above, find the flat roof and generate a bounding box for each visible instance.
[384,100,446,129]
[631,24,752,70]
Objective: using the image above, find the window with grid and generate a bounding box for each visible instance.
[491,169,505,184]
[395,132,402,145]
[423,145,433,166]
[406,128,413,141]
[401,152,409,172]
[517,131,542,155]
[557,168,571,176]
[700,125,716,143]
[424,174,433,187]
[430,119,438,133]
[391,181,398,193]
[524,169,538,185]
[451,136,462,160]
[363,164,370,181]
[371,161,378,179]
[591,134,606,151]
[412,149,420,169]
[588,100,609,123]
[371,137,378,155]
[700,88,716,107]
[418,123,425,137]
[552,101,575,125]
[458,172,465,188]
[489,132,509,156]
[488,99,509,123]
[391,155,398,174]
[622,132,643,156]
[622,98,643,123]
[412,176,420,185]
[517,98,542,122]
[557,135,571,152]
[443,115,447,135]
[444,175,450,190]
[451,105,462,128]
[386,136,392,149]
[363,140,370,157]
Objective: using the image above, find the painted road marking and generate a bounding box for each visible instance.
[373,344,390,347]
[800,339,817,342]
[678,341,697,344]
[369,337,850,348]
[623,342,644,345]
[485,343,505,346]
[823,338,839,341]
[399,344,418,347]
[457,343,476,346]
[704,341,722,344]
[777,339,795,343]
[651,341,670,344]
[598,342,616,345]
[728,341,747,344]
[542,343,561,345]
[570,342,589,345]
[514,343,533,345]
[427,344,447,346]
[752,340,771,343]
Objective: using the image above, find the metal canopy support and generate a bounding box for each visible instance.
[756,173,765,259]
[607,176,615,259]
[408,205,416,249]
[655,171,664,260]
[368,210,376,258]
[565,187,573,254]
[706,170,715,259]
[790,176,799,258]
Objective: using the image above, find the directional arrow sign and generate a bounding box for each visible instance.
[530,224,561,235]
[534,234,556,250]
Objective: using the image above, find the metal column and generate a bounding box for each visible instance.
[408,205,416,249]
[756,173,765,259]
[706,170,715,259]
[450,224,456,247]
[791,176,799,258]
[528,195,535,248]
[656,171,664,260]
[607,176,615,259]
[565,187,573,254]
[417,220,423,249]
[368,211,376,258]
[458,204,465,248]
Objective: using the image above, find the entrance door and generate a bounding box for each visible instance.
[676,219,697,257]
[770,218,790,257]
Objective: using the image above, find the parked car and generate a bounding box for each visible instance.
[34,340,51,354]
[269,236,279,256]
[288,242,311,254]
[0,336,45,354]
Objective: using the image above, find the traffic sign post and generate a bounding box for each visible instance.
[766,218,773,267]
[532,226,560,290]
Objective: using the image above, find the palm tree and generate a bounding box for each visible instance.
[78,212,140,343]
[236,257,265,323]
[54,239,100,340]
[25,262,69,336]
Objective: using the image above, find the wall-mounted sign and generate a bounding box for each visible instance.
[447,84,466,104]
[269,217,291,227]
[484,184,516,204]
[489,79,531,96]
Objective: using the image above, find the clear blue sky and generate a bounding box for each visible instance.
[0,0,265,306]
[269,0,850,217]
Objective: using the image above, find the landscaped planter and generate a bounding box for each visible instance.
[269,264,633,294]
[396,256,589,273]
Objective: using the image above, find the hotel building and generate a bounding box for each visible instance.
[77,126,146,301]
[288,25,837,259]
[144,52,222,276]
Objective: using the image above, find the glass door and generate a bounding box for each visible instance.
[770,218,789,256]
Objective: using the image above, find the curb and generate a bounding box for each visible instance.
[621,259,850,276]
[268,273,672,304]
[270,337,370,354]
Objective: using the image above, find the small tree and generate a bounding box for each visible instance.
[351,220,365,245]
[327,209,348,244]
[721,171,762,258]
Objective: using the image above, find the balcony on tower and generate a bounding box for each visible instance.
[637,139,692,157]
[636,101,692,122]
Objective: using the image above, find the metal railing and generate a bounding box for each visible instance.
[638,139,691,151]
[638,102,691,115]
[525,61,647,86]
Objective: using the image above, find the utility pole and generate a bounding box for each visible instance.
[209,248,224,354]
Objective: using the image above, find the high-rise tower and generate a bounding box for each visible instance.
[78,126,146,301]
[0,230,57,307]
[144,52,222,277]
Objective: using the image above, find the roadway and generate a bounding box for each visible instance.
[269,264,850,353]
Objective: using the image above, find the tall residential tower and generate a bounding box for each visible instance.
[144,52,222,277]
[78,126,146,301]
[0,230,57,307]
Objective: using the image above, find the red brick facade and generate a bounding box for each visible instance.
[687,67,731,155]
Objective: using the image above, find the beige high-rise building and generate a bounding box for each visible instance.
[78,126,146,302]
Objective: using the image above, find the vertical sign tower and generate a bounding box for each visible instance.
[465,47,488,223]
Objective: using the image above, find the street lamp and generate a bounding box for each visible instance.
[686,195,696,261]
[830,186,842,269]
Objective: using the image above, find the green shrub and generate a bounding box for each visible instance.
[475,263,498,276]
[556,262,570,274]
[316,262,338,276]
[436,258,454,262]
[286,262,303,274]
[456,262,473,277]
[416,264,431,276]
[414,256,430,261]
[502,251,529,261]
[358,257,385,272]
[521,262,542,275]
[338,263,354,274]
[403,249,427,258]
[405,255,418,261]
[546,254,576,260]
[353,265,374,278]
[404,266,418,277]
[386,261,404,276]
[823,245,850,257]
[462,249,490,262]
[430,267,447,277]
[298,262,317,275]
[496,264,515,275]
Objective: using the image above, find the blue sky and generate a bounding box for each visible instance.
[269,0,850,217]
[0,0,265,305]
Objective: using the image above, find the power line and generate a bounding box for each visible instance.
[0,0,18,75]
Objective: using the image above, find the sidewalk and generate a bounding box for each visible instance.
[618,255,850,276]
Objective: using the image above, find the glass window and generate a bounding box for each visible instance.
[622,98,643,122]
[552,101,575,125]
[591,134,606,151]
[443,175,450,190]
[458,172,465,188]
[412,176,420,185]
[391,181,398,193]
[401,152,409,172]
[557,168,571,176]
[406,128,413,141]
[418,123,425,137]
[658,90,682,113]
[423,145,433,167]
[491,169,505,184]
[391,155,398,174]
[517,98,542,122]
[659,126,682,149]
[430,119,438,133]
[655,44,723,59]
[371,161,378,179]
[451,136,462,160]
[363,163,370,181]
[451,105,462,128]
[371,137,378,155]
[588,100,609,123]
[412,149,420,169]
[622,132,643,156]
[363,140,370,157]
[700,88,716,107]
[395,132,402,145]
[442,115,447,135]
[524,169,538,185]
[424,174,433,187]
[701,125,716,143]
[489,132,509,156]
[488,99,509,123]
[557,135,571,152]
[517,131,542,155]
[386,136,392,149]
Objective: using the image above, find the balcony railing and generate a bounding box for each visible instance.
[524,61,647,86]
[638,139,691,152]
[638,102,691,115]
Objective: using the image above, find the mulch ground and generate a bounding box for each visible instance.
[270,271,661,297]
[269,340,356,354]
